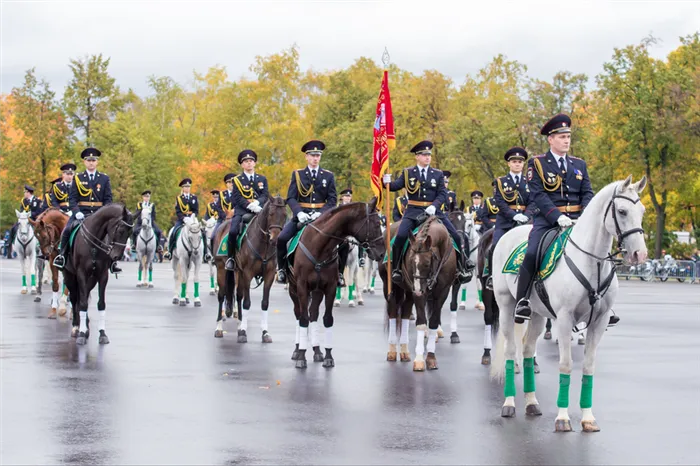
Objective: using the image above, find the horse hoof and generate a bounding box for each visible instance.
[185,298,190,304]
[501,406,516,418]
[400,352,411,362]
[214,329,224,338]
[426,354,438,370]
[237,330,247,343]
[450,332,460,344]
[413,360,425,372]
[369,289,375,295]
[136,283,142,288]
[409,313,415,321]
[34,296,41,303]
[30,289,37,295]
[578,337,585,345]
[21,289,27,295]
[437,328,445,338]
[544,330,552,340]
[475,302,485,311]
[148,284,154,289]
[458,303,466,310]
[172,298,179,305]
[481,354,491,365]
[534,362,540,374]
[291,350,300,360]
[555,419,573,432]
[179,300,186,307]
[48,309,57,319]
[233,311,238,320]
[387,351,397,362]
[262,332,272,343]
[348,302,355,308]
[525,404,542,416]
[76,332,87,345]
[313,352,324,363]
[358,300,364,306]
[295,358,307,369]
[322,358,335,368]
[70,328,79,338]
[194,301,202,307]
[98,331,110,345]
[334,300,340,307]
[209,290,215,295]
[58,307,67,317]
[225,308,233,318]
[581,420,600,432]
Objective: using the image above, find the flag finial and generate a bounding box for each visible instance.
[382,47,390,68]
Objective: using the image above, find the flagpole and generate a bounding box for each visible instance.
[382,48,392,296]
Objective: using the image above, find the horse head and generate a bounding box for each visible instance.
[350,197,385,262]
[98,205,134,262]
[263,196,287,243]
[141,205,152,229]
[406,220,437,298]
[184,214,201,235]
[604,175,648,265]
[203,217,217,239]
[15,210,32,239]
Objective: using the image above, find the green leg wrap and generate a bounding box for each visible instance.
[348,284,355,301]
[477,289,483,302]
[461,288,467,301]
[180,283,186,299]
[148,269,153,282]
[580,374,593,409]
[336,287,341,300]
[138,269,142,281]
[62,284,65,293]
[194,282,200,298]
[210,276,215,288]
[31,274,36,286]
[557,373,571,408]
[371,276,375,288]
[22,276,27,287]
[523,357,535,393]
[505,359,516,398]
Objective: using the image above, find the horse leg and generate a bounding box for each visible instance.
[295,281,310,369]
[386,289,400,361]
[97,274,110,344]
[579,313,609,432]
[137,256,143,287]
[413,298,428,372]
[310,290,324,362]
[192,258,202,307]
[399,295,412,362]
[49,264,60,319]
[68,281,80,338]
[426,297,442,371]
[449,282,460,343]
[76,273,90,345]
[482,288,497,365]
[491,289,518,418]
[334,284,342,307]
[355,266,364,306]
[236,277,248,343]
[554,312,575,432]
[34,258,42,301]
[172,256,180,305]
[522,313,546,416]
[475,278,485,310]
[179,258,188,306]
[209,263,216,295]
[544,318,553,340]
[260,271,273,343]
[148,254,154,288]
[20,254,28,294]
[322,284,336,368]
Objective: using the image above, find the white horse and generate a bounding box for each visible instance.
[491,176,648,432]
[334,240,364,308]
[136,204,156,288]
[14,210,38,295]
[171,214,204,307]
[203,216,218,295]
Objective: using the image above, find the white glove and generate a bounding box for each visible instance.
[251,204,263,214]
[557,215,573,228]
[297,212,311,223]
[75,212,85,221]
[248,200,260,209]
[382,173,391,184]
[310,212,321,220]
[425,205,437,216]
[513,213,529,224]
[475,224,482,232]
[66,211,73,217]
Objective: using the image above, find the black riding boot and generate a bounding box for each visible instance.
[155,231,163,253]
[337,242,349,287]
[514,259,535,323]
[165,233,176,260]
[485,245,494,290]
[276,248,288,284]
[53,227,72,269]
[456,250,472,284]
[202,232,212,263]
[225,231,236,271]
[391,243,404,283]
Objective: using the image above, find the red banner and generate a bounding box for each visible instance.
[370,70,395,209]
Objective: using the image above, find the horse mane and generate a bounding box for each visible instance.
[416,216,438,242]
[86,204,131,230]
[36,207,65,223]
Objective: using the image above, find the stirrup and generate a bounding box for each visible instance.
[110,263,122,274]
[338,273,346,288]
[53,255,65,269]
[164,251,172,260]
[514,298,532,323]
[391,269,403,283]
[485,276,493,290]
[225,257,235,271]
[607,315,620,327]
[276,269,287,284]
[204,253,212,263]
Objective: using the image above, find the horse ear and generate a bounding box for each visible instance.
[635,176,648,194]
[15,209,21,218]
[369,196,378,212]
[424,235,432,250]
[621,175,633,191]
[460,200,465,211]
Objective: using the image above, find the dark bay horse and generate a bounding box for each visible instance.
[212,196,287,342]
[477,228,498,365]
[31,208,69,319]
[288,198,385,369]
[380,216,457,371]
[62,204,133,345]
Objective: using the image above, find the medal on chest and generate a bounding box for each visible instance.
[96,183,101,192]
[430,178,436,187]
[322,179,327,188]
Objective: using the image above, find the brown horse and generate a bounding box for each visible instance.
[477,228,498,365]
[31,208,69,319]
[380,216,457,371]
[211,196,287,342]
[288,198,385,369]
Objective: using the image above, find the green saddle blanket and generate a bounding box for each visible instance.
[68,224,82,248]
[383,225,460,263]
[286,226,307,258]
[216,222,252,256]
[502,229,572,280]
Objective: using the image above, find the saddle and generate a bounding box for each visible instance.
[502,227,571,280]
[215,213,256,256]
[384,216,459,264]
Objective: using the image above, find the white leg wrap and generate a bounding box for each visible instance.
[260,310,268,332]
[388,318,397,345]
[504,396,515,407]
[52,292,59,308]
[98,310,106,332]
[450,310,458,333]
[295,321,300,344]
[324,326,333,350]
[415,329,425,358]
[400,319,410,345]
[216,320,223,331]
[79,311,87,333]
[426,329,437,353]
[581,407,595,422]
[484,324,493,349]
[240,313,248,332]
[310,321,319,347]
[524,391,538,406]
[299,325,308,350]
[556,407,570,420]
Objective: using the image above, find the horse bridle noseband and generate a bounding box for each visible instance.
[16,222,36,256]
[81,218,133,256]
[308,203,384,251]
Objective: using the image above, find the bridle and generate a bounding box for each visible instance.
[180,221,202,259]
[81,217,133,256]
[239,201,286,287]
[407,239,451,294]
[16,219,35,256]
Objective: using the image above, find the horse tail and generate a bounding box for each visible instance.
[490,328,506,383]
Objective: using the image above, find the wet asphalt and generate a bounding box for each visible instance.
[1,258,699,465]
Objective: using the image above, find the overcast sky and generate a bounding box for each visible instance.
[2,0,698,97]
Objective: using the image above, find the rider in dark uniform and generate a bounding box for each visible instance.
[204,190,221,222]
[476,195,499,232]
[164,178,212,263]
[469,190,484,231]
[442,171,457,212]
[276,140,337,284]
[514,114,596,323]
[44,163,75,212]
[53,148,122,274]
[225,149,269,271]
[220,174,235,220]
[392,191,408,222]
[483,147,537,289]
[131,190,164,254]
[336,188,366,286]
[382,140,472,284]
